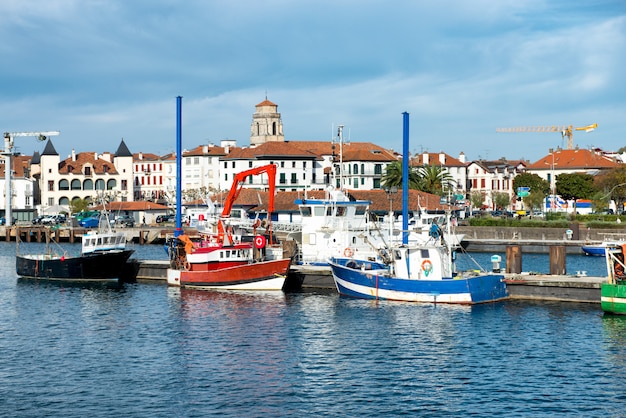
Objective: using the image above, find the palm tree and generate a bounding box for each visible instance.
[381,160,420,189]
[415,165,454,195]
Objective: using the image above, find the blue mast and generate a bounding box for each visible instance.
[175,96,183,238]
[402,112,409,245]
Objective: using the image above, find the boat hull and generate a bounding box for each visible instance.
[16,250,135,281]
[329,258,508,304]
[167,258,291,291]
[601,283,626,314]
[581,245,605,256]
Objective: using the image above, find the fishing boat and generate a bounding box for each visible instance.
[582,242,609,256]
[291,188,384,266]
[16,210,134,281]
[328,113,508,304]
[601,242,626,314]
[329,238,508,304]
[166,163,292,291]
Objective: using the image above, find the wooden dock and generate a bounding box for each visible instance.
[4,225,168,244]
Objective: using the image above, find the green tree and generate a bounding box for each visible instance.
[381,160,420,189]
[512,172,550,195]
[594,166,626,212]
[523,190,545,214]
[415,164,454,195]
[556,173,597,200]
[492,192,511,210]
[470,191,484,209]
[69,198,90,214]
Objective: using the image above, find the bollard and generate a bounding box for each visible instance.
[491,255,502,273]
[506,245,522,274]
[550,245,566,275]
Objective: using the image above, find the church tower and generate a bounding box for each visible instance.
[250,98,284,146]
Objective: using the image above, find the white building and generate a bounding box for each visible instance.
[31,139,134,212]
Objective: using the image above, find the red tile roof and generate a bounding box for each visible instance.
[256,99,277,107]
[0,155,31,177]
[221,141,397,162]
[411,152,466,167]
[58,152,119,175]
[526,148,621,170]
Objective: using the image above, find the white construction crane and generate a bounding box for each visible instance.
[2,131,60,227]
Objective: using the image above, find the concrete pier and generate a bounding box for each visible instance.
[129,260,606,304]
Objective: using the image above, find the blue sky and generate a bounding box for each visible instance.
[1,0,624,163]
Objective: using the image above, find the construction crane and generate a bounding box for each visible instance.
[496,123,598,150]
[2,131,60,227]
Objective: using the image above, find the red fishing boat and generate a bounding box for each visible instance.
[166,164,291,291]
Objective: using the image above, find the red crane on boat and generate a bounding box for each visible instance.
[217,163,277,244]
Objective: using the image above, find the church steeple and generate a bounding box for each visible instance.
[250,98,284,146]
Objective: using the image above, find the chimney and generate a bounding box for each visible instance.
[72,149,76,161]
[139,152,143,160]
[458,152,466,164]
[439,153,446,165]
[203,145,208,154]
[423,153,429,165]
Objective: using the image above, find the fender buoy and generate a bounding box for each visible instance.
[254,235,266,249]
[344,247,354,257]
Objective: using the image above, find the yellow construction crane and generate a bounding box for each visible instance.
[496,123,598,150]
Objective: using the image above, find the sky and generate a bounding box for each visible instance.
[1,0,625,164]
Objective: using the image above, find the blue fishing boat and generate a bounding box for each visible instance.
[329,241,508,304]
[328,112,508,304]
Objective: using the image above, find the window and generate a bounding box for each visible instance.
[48,181,54,191]
[249,161,253,168]
[95,179,105,190]
[83,179,94,190]
[121,180,128,191]
[361,164,365,174]
[279,173,286,184]
[59,179,69,191]
[291,173,297,184]
[292,161,296,168]
[71,179,81,190]
[280,161,285,168]
[84,166,91,176]
[373,178,381,189]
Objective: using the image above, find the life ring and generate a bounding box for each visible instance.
[344,247,354,257]
[254,235,266,249]
[421,259,433,276]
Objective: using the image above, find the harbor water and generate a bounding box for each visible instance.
[1,242,625,417]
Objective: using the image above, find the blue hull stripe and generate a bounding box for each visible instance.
[331,263,508,304]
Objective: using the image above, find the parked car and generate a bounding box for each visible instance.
[32,215,45,224]
[156,214,175,223]
[115,215,135,227]
[79,217,99,228]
